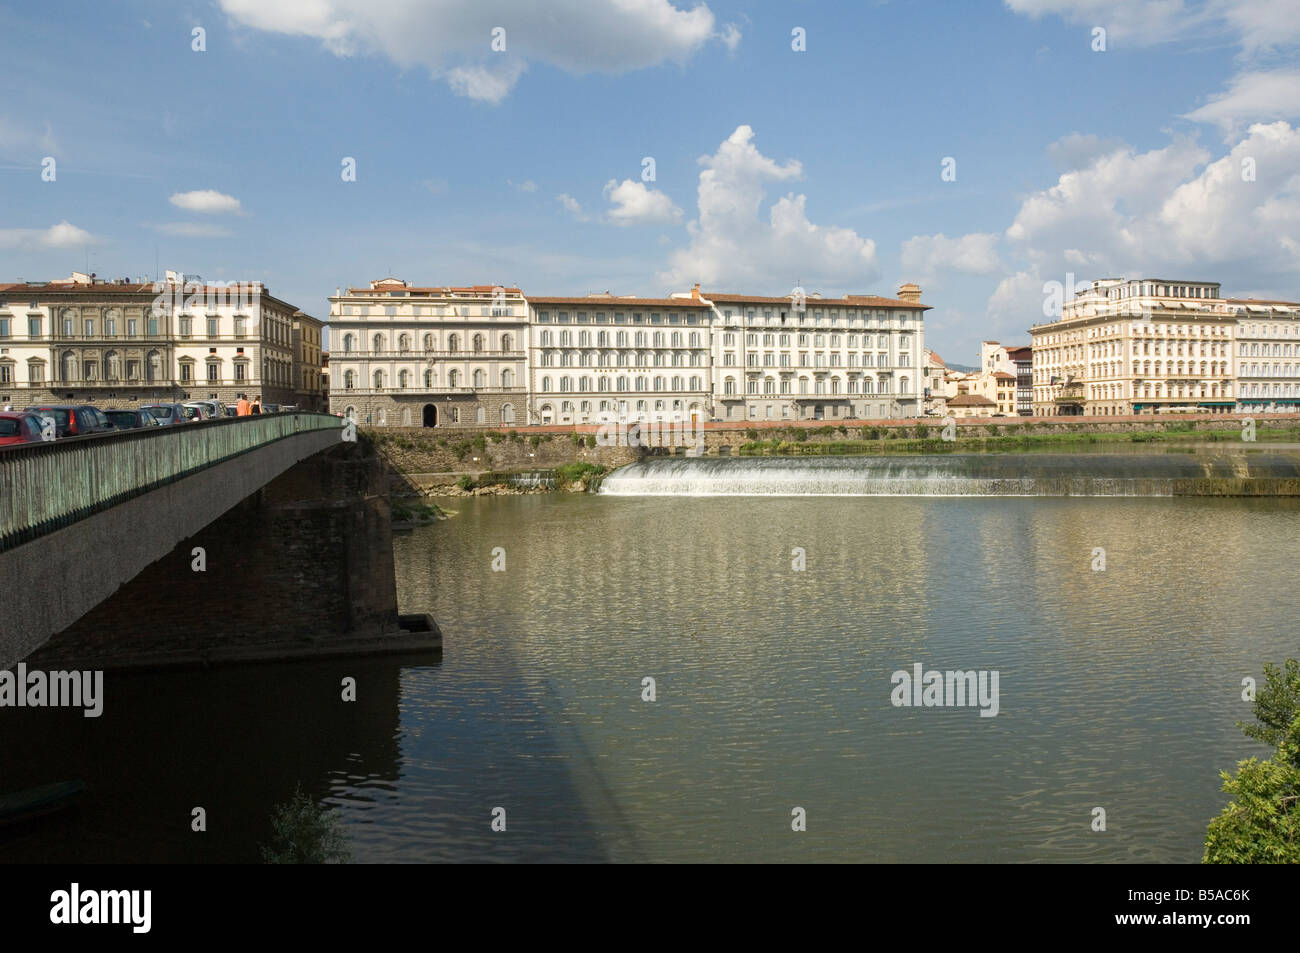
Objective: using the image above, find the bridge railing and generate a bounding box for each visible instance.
[0,413,343,553]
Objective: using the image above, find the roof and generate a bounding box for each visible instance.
[1225,298,1300,308]
[947,394,997,406]
[993,372,1016,380]
[527,296,709,309]
[347,285,524,296]
[704,292,930,310]
[1004,346,1033,360]
[927,351,946,366]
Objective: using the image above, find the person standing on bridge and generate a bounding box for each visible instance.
[251,397,262,415]
[236,395,251,416]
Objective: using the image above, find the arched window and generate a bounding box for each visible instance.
[61,350,77,382]
[344,370,356,389]
[542,377,552,392]
[105,351,120,380]
[424,369,433,388]
[147,350,161,382]
[473,369,486,388]
[476,406,486,424]
[343,333,355,353]
[373,333,384,352]
[423,333,433,351]
[473,334,484,352]
[501,369,513,388]
[724,377,735,395]
[399,334,410,352]
[448,334,459,353]
[560,377,572,392]
[399,369,410,388]
[501,403,515,424]
[448,369,458,387]
[373,369,385,389]
[501,334,511,351]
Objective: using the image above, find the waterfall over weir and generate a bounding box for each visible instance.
[597,453,1300,497]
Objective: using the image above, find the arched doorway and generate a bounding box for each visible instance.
[422,404,437,427]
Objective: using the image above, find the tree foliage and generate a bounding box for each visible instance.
[1205,657,1300,864]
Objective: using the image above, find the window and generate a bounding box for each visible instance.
[0,318,8,338]
[180,361,193,382]
[234,317,246,338]
[207,317,219,337]
[28,317,41,337]
[206,363,218,382]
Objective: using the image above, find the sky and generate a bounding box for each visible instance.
[2,0,1298,363]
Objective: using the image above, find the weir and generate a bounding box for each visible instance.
[597,452,1300,497]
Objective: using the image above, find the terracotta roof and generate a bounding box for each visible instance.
[993,372,1016,380]
[948,394,997,406]
[705,292,929,310]
[527,296,709,309]
[1005,346,1032,360]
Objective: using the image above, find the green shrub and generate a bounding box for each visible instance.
[260,785,351,864]
[584,434,596,448]
[456,474,475,491]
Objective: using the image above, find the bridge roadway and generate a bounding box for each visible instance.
[0,414,345,667]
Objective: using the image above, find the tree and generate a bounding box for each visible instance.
[1204,656,1300,863]
[260,784,351,864]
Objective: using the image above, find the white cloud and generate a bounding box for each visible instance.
[991,121,1300,318]
[219,0,722,102]
[0,221,94,250]
[508,178,538,192]
[1002,0,1203,45]
[901,233,1003,277]
[447,61,526,104]
[1185,69,1300,137]
[658,125,879,290]
[169,189,242,214]
[557,193,590,222]
[719,22,742,52]
[602,178,683,225]
[152,223,236,238]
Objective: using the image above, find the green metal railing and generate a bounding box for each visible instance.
[0,414,342,553]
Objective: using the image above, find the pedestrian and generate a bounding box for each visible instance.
[251,396,262,415]
[236,395,251,416]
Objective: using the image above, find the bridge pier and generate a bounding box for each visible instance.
[23,442,437,669]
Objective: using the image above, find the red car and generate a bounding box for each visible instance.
[0,411,50,446]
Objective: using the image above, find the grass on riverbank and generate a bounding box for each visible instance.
[390,499,447,522]
[738,425,1300,456]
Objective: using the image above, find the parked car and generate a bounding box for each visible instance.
[26,404,115,439]
[103,408,162,430]
[223,406,238,417]
[0,411,50,446]
[179,405,204,422]
[183,402,217,421]
[140,403,190,426]
[262,403,281,414]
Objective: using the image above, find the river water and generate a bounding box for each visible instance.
[2,482,1297,863]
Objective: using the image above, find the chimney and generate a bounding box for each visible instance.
[898,283,922,303]
[691,282,700,300]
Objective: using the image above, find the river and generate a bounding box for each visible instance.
[2,465,1297,862]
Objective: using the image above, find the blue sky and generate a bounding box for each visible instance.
[2,0,1298,362]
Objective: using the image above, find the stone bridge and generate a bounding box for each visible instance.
[0,414,437,669]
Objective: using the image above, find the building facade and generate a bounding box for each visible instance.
[1228,298,1300,414]
[0,271,306,409]
[527,293,712,425]
[291,311,328,411]
[702,284,929,422]
[327,280,528,427]
[1030,278,1236,416]
[324,279,931,427]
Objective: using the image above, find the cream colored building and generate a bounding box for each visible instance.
[1228,298,1300,414]
[701,283,929,421]
[292,310,328,411]
[0,270,301,409]
[527,293,712,425]
[327,280,528,427]
[1030,278,1235,416]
